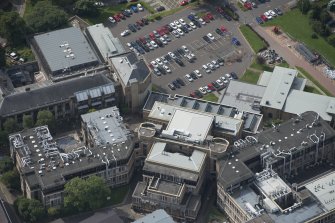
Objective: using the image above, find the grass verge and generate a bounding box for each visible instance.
[263,8,335,67]
[296,66,332,96]
[304,85,322,95]
[239,25,267,53]
[202,93,218,102]
[250,60,273,72]
[108,185,129,205]
[240,69,261,84]
[147,2,198,21]
[237,2,247,12]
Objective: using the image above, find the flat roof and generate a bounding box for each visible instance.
[305,171,335,211]
[284,90,335,121]
[220,81,265,113]
[260,66,298,110]
[146,142,206,173]
[165,109,214,143]
[133,209,175,223]
[258,71,273,86]
[34,27,98,74]
[86,24,125,62]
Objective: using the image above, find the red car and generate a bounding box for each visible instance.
[202,15,210,23]
[244,2,252,10]
[139,37,146,44]
[220,25,227,32]
[113,15,121,22]
[117,13,125,20]
[260,14,268,22]
[206,12,214,20]
[180,0,188,6]
[136,20,144,26]
[157,28,165,36]
[190,92,196,98]
[207,83,215,91]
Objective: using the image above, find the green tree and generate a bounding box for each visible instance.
[298,0,310,14]
[1,170,20,190]
[0,130,9,148]
[51,0,77,7]
[3,118,20,133]
[64,176,110,213]
[35,110,55,129]
[88,108,97,113]
[47,207,60,218]
[25,1,68,33]
[23,115,34,129]
[0,11,27,45]
[74,0,99,16]
[0,47,6,67]
[14,197,45,223]
[308,5,321,20]
[0,156,13,173]
[327,35,335,47]
[311,20,330,37]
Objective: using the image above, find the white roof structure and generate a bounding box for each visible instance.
[146,142,206,173]
[305,171,335,211]
[284,90,335,121]
[165,109,214,143]
[133,209,175,223]
[260,67,298,110]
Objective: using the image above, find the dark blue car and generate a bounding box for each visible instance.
[187,14,195,21]
[130,5,138,13]
[232,37,241,46]
[256,17,263,24]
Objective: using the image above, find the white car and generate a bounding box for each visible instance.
[264,11,272,19]
[172,30,180,38]
[163,65,171,73]
[220,76,229,84]
[137,3,144,11]
[199,18,206,25]
[204,86,212,93]
[269,10,277,17]
[161,56,168,64]
[199,87,207,95]
[170,22,177,30]
[216,79,224,86]
[126,42,134,51]
[174,20,182,28]
[160,37,168,45]
[121,30,130,37]
[95,2,104,7]
[207,33,215,41]
[211,60,219,68]
[150,61,158,68]
[163,34,171,42]
[150,40,158,48]
[189,22,196,29]
[185,74,193,82]
[225,73,232,79]
[207,62,215,70]
[108,16,116,23]
[177,28,184,36]
[182,45,189,53]
[168,52,176,59]
[194,70,202,78]
[179,18,186,25]
[202,65,211,73]
[155,58,163,66]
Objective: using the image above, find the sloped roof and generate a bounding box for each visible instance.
[0,74,113,116]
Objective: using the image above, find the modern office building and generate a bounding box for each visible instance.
[216,111,335,223]
[9,107,137,207]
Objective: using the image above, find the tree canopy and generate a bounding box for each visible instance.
[36,110,55,129]
[0,156,13,173]
[298,0,311,14]
[0,11,27,45]
[1,170,20,190]
[25,0,68,33]
[14,197,45,223]
[0,47,6,67]
[3,118,20,133]
[64,176,110,213]
[74,0,99,16]
[23,115,34,129]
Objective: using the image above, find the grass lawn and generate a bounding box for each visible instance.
[108,185,129,205]
[240,69,261,84]
[296,66,332,96]
[239,25,267,53]
[277,61,290,68]
[250,60,273,72]
[304,85,322,95]
[264,9,335,67]
[148,2,198,21]
[202,93,218,102]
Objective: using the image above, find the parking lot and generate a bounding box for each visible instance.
[107,6,254,96]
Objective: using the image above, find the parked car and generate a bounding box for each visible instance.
[108,16,116,23]
[230,72,238,79]
[256,17,263,24]
[199,87,207,95]
[176,78,185,86]
[260,14,268,22]
[202,64,211,73]
[163,65,171,73]
[137,3,144,11]
[207,33,215,41]
[175,58,184,66]
[128,24,137,32]
[156,6,165,12]
[215,28,224,36]
[168,83,176,90]
[185,74,193,82]
[194,70,202,78]
[206,12,214,20]
[180,0,188,6]
[274,8,283,16]
[130,5,138,13]
[121,30,130,37]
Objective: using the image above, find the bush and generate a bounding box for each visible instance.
[327,35,335,47]
[14,197,45,223]
[47,207,60,218]
[311,32,318,39]
[256,55,265,65]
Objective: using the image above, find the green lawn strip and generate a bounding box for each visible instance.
[240,69,261,84]
[263,9,335,67]
[296,66,332,96]
[108,185,129,205]
[239,25,267,53]
[277,61,290,68]
[250,60,273,72]
[304,85,322,95]
[147,2,198,21]
[202,93,218,102]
